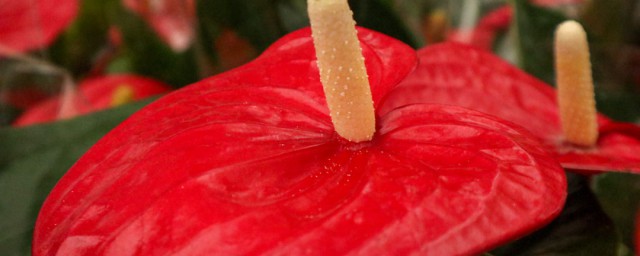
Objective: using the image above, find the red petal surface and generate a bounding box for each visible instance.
[33,28,566,255]
[0,0,78,53]
[123,0,195,52]
[383,42,640,173]
[13,75,171,126]
[0,88,51,109]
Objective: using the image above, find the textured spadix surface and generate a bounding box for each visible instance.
[34,28,565,255]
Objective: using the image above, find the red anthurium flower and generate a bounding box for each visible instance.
[33,26,566,255]
[382,42,640,173]
[123,0,195,52]
[13,74,170,126]
[0,0,78,53]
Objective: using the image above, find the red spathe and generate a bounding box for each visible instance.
[0,0,78,53]
[14,75,171,126]
[33,28,566,255]
[383,42,640,173]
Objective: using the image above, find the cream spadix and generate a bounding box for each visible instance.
[555,20,598,147]
[308,0,375,142]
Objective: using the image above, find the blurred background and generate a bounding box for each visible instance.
[1,0,639,126]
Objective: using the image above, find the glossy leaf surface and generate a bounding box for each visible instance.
[13,75,170,126]
[33,28,566,255]
[383,42,640,173]
[0,0,78,53]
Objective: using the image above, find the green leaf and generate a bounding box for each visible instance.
[275,0,309,32]
[0,103,19,127]
[109,2,200,87]
[350,0,421,48]
[582,0,631,45]
[491,173,620,256]
[581,0,640,122]
[197,0,285,52]
[0,99,152,256]
[197,0,422,52]
[195,0,422,75]
[49,0,115,77]
[592,172,640,251]
[273,0,424,48]
[511,0,567,85]
[596,89,640,122]
[385,0,431,47]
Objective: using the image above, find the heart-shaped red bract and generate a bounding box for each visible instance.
[382,42,640,173]
[0,0,78,53]
[33,28,566,255]
[13,74,170,126]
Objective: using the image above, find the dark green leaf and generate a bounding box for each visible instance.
[491,173,620,256]
[49,0,116,77]
[195,0,422,75]
[194,0,222,74]
[350,0,421,48]
[511,0,567,85]
[275,0,309,32]
[0,99,152,256]
[596,89,640,122]
[0,103,19,126]
[582,0,632,45]
[110,2,200,87]
[582,0,640,122]
[197,0,284,52]
[592,172,640,251]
